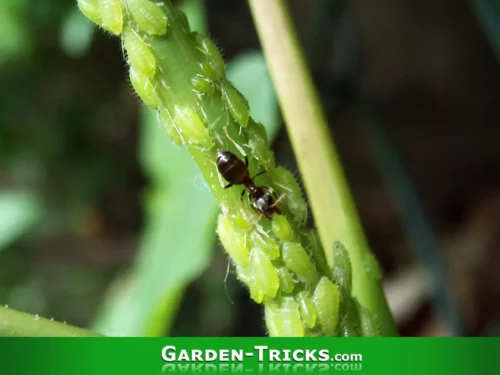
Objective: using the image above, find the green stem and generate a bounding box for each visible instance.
[247,0,397,335]
[0,306,102,337]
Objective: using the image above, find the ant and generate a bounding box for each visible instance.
[215,127,286,219]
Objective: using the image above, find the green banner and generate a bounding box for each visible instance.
[4,338,499,374]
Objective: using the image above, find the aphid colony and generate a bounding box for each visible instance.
[76,0,389,337]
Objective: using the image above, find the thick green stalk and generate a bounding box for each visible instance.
[0,306,102,337]
[78,0,388,336]
[247,0,397,335]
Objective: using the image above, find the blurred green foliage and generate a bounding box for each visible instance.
[60,7,96,59]
[0,191,42,252]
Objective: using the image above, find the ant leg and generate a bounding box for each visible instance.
[224,183,233,189]
[244,155,249,168]
[240,188,247,210]
[251,159,272,180]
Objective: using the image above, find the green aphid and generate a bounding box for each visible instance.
[192,74,215,95]
[296,291,317,328]
[123,27,156,78]
[301,230,329,275]
[157,108,184,146]
[268,167,308,223]
[313,277,340,336]
[129,66,158,108]
[77,0,102,26]
[282,241,319,285]
[246,121,275,166]
[217,214,250,268]
[265,298,305,337]
[173,106,214,149]
[363,251,382,281]
[220,80,250,128]
[276,267,295,294]
[264,303,281,337]
[194,33,226,80]
[98,0,123,35]
[337,295,362,337]
[249,248,279,303]
[250,231,280,260]
[332,241,352,294]
[357,301,383,337]
[236,265,251,286]
[198,61,218,82]
[272,215,295,241]
[230,212,253,233]
[126,0,168,36]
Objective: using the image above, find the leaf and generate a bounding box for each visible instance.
[60,6,96,58]
[91,106,218,336]
[0,1,30,64]
[227,51,281,140]
[0,191,42,252]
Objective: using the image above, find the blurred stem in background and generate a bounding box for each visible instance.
[248,0,397,335]
[327,3,466,334]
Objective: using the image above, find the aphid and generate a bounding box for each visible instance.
[126,0,167,36]
[123,27,156,77]
[98,0,123,35]
[216,128,285,218]
[77,0,103,26]
[220,80,250,127]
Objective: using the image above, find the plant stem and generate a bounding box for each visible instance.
[0,306,102,337]
[248,0,397,335]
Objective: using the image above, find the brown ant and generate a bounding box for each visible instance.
[215,128,286,219]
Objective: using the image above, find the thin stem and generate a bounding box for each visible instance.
[0,306,102,337]
[248,0,397,334]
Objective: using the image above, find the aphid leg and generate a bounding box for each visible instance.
[223,126,247,159]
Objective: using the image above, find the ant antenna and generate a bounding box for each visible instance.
[223,126,247,159]
[271,193,287,209]
[204,155,227,188]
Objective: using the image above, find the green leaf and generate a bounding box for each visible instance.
[0,1,30,64]
[91,106,218,336]
[60,7,96,58]
[227,51,280,140]
[0,191,42,252]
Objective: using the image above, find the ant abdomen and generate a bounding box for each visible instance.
[216,150,251,187]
